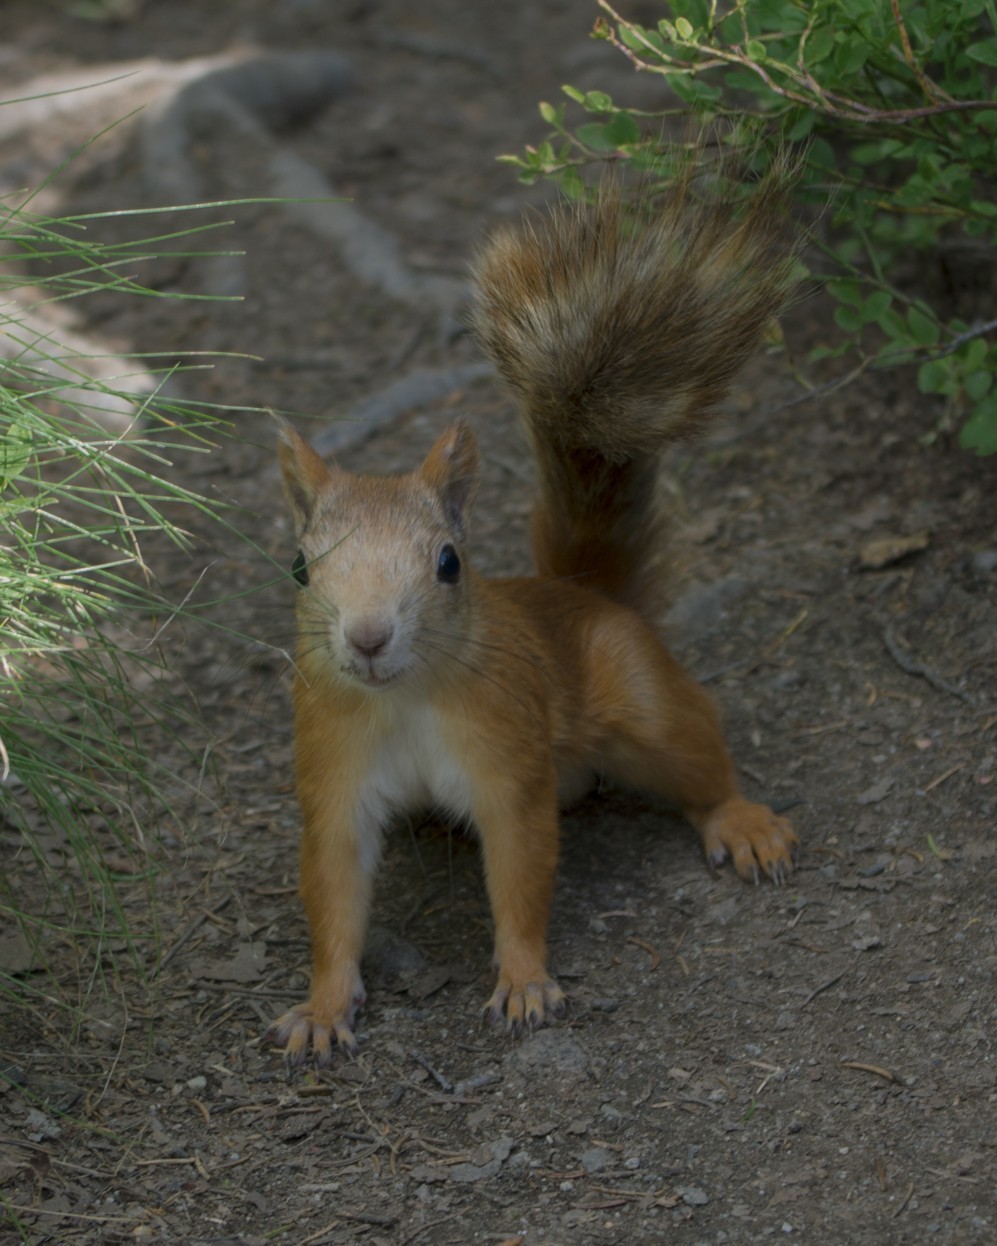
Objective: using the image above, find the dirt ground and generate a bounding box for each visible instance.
[1,2,995,1243]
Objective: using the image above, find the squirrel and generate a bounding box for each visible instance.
[267,168,800,1065]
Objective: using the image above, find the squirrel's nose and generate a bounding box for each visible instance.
[345,618,394,660]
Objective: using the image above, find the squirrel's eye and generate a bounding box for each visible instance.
[291,549,309,587]
[437,543,461,584]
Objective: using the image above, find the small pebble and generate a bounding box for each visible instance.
[581,1147,610,1174]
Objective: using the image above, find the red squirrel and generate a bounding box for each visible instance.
[268,171,799,1064]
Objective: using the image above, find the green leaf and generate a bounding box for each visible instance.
[826,279,863,306]
[851,140,904,166]
[917,359,950,394]
[576,112,641,150]
[583,90,613,113]
[807,138,838,173]
[862,291,891,323]
[675,16,694,40]
[674,0,711,23]
[805,25,835,65]
[746,39,767,61]
[965,370,993,401]
[966,40,997,67]
[834,304,863,333]
[558,166,585,201]
[962,338,989,370]
[959,395,997,453]
[875,307,908,340]
[833,36,869,75]
[723,68,776,97]
[576,122,618,152]
[907,306,940,347]
[785,108,816,140]
[874,343,916,369]
[809,342,850,361]
[603,111,640,146]
[670,73,722,105]
[539,101,563,126]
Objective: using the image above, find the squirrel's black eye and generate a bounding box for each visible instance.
[291,549,309,587]
[437,543,461,584]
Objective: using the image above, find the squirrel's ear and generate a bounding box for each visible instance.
[420,418,479,536]
[277,422,335,533]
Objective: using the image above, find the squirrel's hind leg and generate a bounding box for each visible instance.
[588,615,798,883]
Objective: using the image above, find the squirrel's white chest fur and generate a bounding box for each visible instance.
[353,703,474,874]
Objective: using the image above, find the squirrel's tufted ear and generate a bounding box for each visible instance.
[420,418,480,536]
[277,420,336,533]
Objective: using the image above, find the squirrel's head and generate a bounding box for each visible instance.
[277,419,479,693]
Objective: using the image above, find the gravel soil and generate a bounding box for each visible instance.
[1,3,994,1244]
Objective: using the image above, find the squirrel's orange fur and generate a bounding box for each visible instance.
[268,174,799,1064]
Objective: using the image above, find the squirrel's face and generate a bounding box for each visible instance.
[278,420,479,694]
[291,497,471,692]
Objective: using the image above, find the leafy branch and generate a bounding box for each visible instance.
[504,0,997,452]
[594,0,993,122]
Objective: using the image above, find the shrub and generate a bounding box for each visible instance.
[504,0,997,451]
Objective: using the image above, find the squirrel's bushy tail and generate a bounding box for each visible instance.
[470,160,800,618]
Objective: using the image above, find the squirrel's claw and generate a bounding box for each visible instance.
[483,975,566,1037]
[266,997,363,1067]
[698,797,798,885]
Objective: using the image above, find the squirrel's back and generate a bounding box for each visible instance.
[470,164,799,617]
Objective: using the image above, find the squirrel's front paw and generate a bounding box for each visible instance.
[699,796,798,885]
[265,984,366,1067]
[483,972,566,1038]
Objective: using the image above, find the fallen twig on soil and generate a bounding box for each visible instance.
[882,625,974,704]
[840,1059,898,1083]
[800,971,845,1009]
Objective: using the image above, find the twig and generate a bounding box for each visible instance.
[0,1205,145,1227]
[298,1222,334,1246]
[923,763,965,794]
[399,1212,464,1246]
[882,626,974,705]
[918,316,997,361]
[341,1211,397,1228]
[453,1070,502,1096]
[627,936,662,971]
[840,1059,897,1083]
[765,607,809,656]
[892,1183,915,1218]
[134,1157,201,1167]
[409,1050,454,1094]
[783,316,997,415]
[889,0,949,105]
[157,895,233,972]
[800,971,845,1009]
